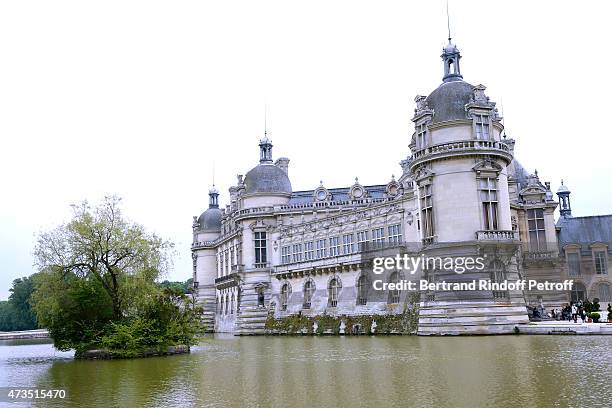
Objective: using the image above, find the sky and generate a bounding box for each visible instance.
[1,1,611,300]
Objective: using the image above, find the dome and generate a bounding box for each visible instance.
[425,80,474,124]
[557,182,570,194]
[244,164,292,195]
[444,42,458,54]
[197,207,222,231]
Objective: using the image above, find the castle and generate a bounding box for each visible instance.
[191,37,612,335]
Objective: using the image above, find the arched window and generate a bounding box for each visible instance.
[280,283,291,311]
[388,272,400,304]
[599,283,611,302]
[224,294,229,315]
[328,278,340,307]
[230,292,235,314]
[257,287,265,308]
[571,282,586,303]
[220,295,224,315]
[303,279,315,309]
[357,275,368,305]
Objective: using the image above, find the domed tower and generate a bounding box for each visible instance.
[557,180,572,217]
[410,38,529,335]
[242,135,292,208]
[192,186,223,331]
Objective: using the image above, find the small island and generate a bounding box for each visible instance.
[29,196,203,359]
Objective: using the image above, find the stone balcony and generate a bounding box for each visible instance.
[409,139,513,170]
[475,230,519,242]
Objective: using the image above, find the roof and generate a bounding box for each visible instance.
[425,80,474,124]
[244,164,292,195]
[289,184,388,205]
[557,215,612,249]
[197,208,222,231]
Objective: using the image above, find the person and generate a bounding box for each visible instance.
[579,305,586,323]
[550,309,556,320]
[571,303,578,323]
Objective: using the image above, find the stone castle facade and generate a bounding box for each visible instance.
[191,38,612,335]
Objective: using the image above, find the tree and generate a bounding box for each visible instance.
[8,275,39,329]
[34,196,173,320]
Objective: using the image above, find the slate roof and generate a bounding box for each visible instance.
[557,215,612,250]
[425,79,475,124]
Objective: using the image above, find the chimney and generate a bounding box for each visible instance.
[275,157,290,176]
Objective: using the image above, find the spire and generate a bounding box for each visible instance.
[208,185,219,208]
[441,1,462,83]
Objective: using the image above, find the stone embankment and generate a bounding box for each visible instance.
[0,329,49,340]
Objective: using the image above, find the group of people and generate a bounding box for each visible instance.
[549,301,612,323]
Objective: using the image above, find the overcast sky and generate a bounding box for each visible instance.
[1,1,611,300]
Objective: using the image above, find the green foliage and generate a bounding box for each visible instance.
[30,196,202,358]
[159,278,193,295]
[590,312,600,322]
[0,275,41,331]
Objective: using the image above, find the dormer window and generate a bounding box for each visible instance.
[475,114,490,140]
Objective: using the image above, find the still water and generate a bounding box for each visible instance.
[0,335,610,408]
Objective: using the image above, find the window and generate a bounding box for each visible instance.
[490,261,508,299]
[230,293,234,314]
[342,233,355,254]
[372,228,384,248]
[527,209,546,251]
[567,252,581,276]
[280,283,291,311]
[328,278,340,307]
[387,272,400,304]
[419,184,434,241]
[257,287,265,307]
[571,282,586,303]
[225,294,229,314]
[304,241,314,261]
[316,239,327,259]
[329,237,340,256]
[599,283,611,302]
[303,280,315,309]
[480,178,498,230]
[220,295,224,315]
[475,114,490,140]
[357,231,368,251]
[594,251,608,274]
[254,232,267,265]
[416,123,427,149]
[388,224,402,245]
[292,243,303,263]
[357,275,368,305]
[281,246,291,264]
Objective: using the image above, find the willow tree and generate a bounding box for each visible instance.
[34,196,173,320]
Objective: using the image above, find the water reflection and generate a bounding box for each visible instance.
[0,335,610,407]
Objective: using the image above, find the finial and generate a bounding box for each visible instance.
[264,104,268,137]
[319,180,323,187]
[561,179,564,185]
[355,177,359,184]
[391,174,395,181]
[535,169,538,177]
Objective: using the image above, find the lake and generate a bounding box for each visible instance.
[0,335,610,407]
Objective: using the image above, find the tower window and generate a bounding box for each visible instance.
[527,209,546,251]
[416,123,428,149]
[419,184,435,241]
[254,231,267,265]
[475,115,490,140]
[480,178,499,231]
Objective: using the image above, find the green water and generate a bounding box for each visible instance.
[0,335,610,407]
